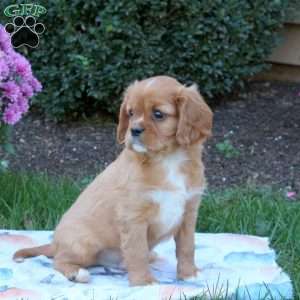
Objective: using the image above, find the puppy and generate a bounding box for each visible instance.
[13,75,213,286]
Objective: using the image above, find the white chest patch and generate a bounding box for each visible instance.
[150,151,204,235]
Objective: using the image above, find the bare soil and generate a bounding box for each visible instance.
[2,81,300,191]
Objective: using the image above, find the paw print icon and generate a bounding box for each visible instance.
[5,16,45,48]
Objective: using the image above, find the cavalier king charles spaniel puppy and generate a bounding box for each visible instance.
[14,75,213,286]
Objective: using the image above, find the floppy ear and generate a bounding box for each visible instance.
[176,84,213,146]
[116,93,129,144]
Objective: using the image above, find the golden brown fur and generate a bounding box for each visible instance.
[13,75,213,286]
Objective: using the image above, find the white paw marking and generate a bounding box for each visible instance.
[14,257,24,263]
[75,268,90,283]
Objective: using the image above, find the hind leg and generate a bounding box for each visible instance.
[54,260,91,283]
[53,239,100,283]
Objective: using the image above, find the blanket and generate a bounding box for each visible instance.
[0,230,293,300]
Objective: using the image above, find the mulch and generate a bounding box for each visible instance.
[2,81,299,192]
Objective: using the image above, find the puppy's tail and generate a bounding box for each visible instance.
[13,244,54,262]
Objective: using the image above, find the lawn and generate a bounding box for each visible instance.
[0,173,299,299]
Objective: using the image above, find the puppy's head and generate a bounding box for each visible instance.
[117,76,213,154]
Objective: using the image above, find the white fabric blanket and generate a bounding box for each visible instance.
[0,230,293,300]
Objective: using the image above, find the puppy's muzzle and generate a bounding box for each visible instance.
[131,127,145,137]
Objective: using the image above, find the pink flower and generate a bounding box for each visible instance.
[0,58,9,81]
[29,77,42,92]
[19,81,34,98]
[2,103,22,125]
[287,191,297,199]
[11,52,32,77]
[0,81,21,102]
[16,95,29,114]
[0,25,12,54]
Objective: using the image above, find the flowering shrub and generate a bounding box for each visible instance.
[0,25,42,124]
[0,24,42,170]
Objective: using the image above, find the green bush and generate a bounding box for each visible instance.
[286,0,300,22]
[0,0,287,120]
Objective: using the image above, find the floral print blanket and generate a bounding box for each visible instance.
[0,230,293,300]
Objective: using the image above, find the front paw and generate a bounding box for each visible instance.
[129,272,158,286]
[177,264,199,280]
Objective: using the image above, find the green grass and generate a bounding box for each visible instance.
[197,187,300,299]
[0,172,80,229]
[0,173,299,299]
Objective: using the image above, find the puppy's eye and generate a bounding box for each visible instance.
[128,109,133,117]
[152,109,165,120]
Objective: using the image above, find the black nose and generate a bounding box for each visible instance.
[131,127,145,137]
